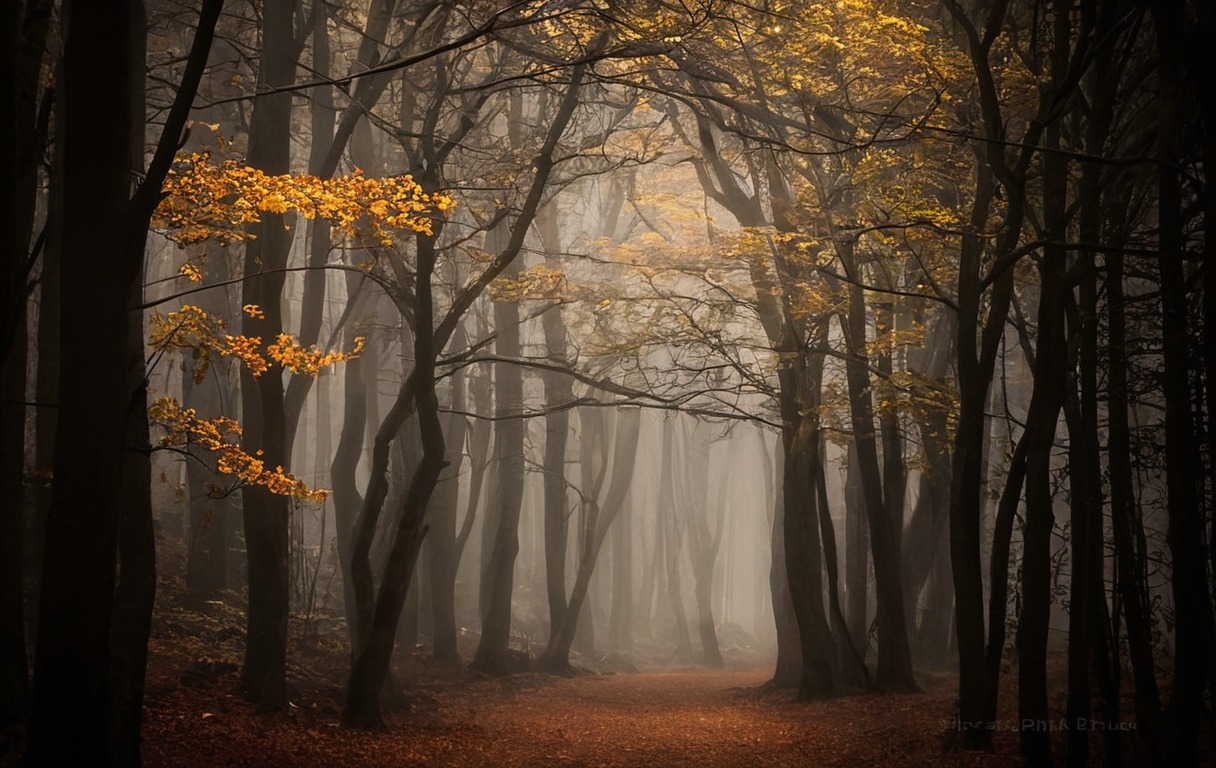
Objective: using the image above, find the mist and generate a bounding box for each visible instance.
[2,1,1213,766]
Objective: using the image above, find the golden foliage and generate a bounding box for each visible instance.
[152,152,455,248]
[150,303,364,381]
[148,396,327,502]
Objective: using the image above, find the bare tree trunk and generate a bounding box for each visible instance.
[0,0,51,722]
[238,0,296,710]
[1106,240,1163,761]
[540,409,640,672]
[659,418,694,663]
[1150,8,1211,757]
[471,228,527,676]
[331,276,370,650]
[1016,69,1069,763]
[109,287,156,768]
[25,1,139,758]
[537,203,573,648]
[427,324,468,667]
[836,256,916,692]
[843,443,868,666]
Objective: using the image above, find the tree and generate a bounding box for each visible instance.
[24,0,222,761]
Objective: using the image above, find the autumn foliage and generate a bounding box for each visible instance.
[143,150,453,502]
[152,151,454,248]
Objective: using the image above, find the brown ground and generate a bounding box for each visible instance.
[0,574,1159,766]
[136,651,1033,768]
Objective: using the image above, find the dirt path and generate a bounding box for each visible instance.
[138,663,1020,767]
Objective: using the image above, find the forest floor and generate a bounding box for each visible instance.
[131,639,1136,768]
[1,592,1155,767]
[0,550,1161,767]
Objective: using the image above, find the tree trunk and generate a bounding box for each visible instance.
[1106,210,1164,764]
[843,443,868,666]
[470,243,526,676]
[0,292,26,726]
[539,407,640,673]
[1148,7,1211,753]
[427,325,467,667]
[331,275,371,650]
[537,203,573,649]
[24,0,138,759]
[768,465,802,688]
[837,259,916,692]
[237,0,295,710]
[343,234,446,729]
[1016,108,1069,768]
[108,293,156,768]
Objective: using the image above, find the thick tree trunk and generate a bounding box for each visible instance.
[0,296,26,726]
[768,470,802,688]
[237,0,295,710]
[24,1,137,760]
[1148,15,1211,751]
[108,300,156,768]
[782,417,837,699]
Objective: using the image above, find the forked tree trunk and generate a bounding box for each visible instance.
[540,408,640,673]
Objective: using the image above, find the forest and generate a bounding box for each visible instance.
[1,0,1213,766]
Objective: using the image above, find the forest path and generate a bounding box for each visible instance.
[451,666,1001,767]
[138,661,1019,767]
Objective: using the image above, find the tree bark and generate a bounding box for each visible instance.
[237,0,296,710]
[24,0,138,759]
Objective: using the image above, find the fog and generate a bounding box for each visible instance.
[4,1,1212,765]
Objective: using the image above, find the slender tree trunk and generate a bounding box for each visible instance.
[343,235,446,729]
[1106,240,1163,761]
[1016,87,1069,763]
[768,438,802,687]
[608,499,634,651]
[428,325,467,667]
[659,418,694,663]
[537,203,573,648]
[331,276,370,650]
[540,409,640,672]
[471,246,526,676]
[843,443,868,665]
[836,257,916,692]
[281,0,335,459]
